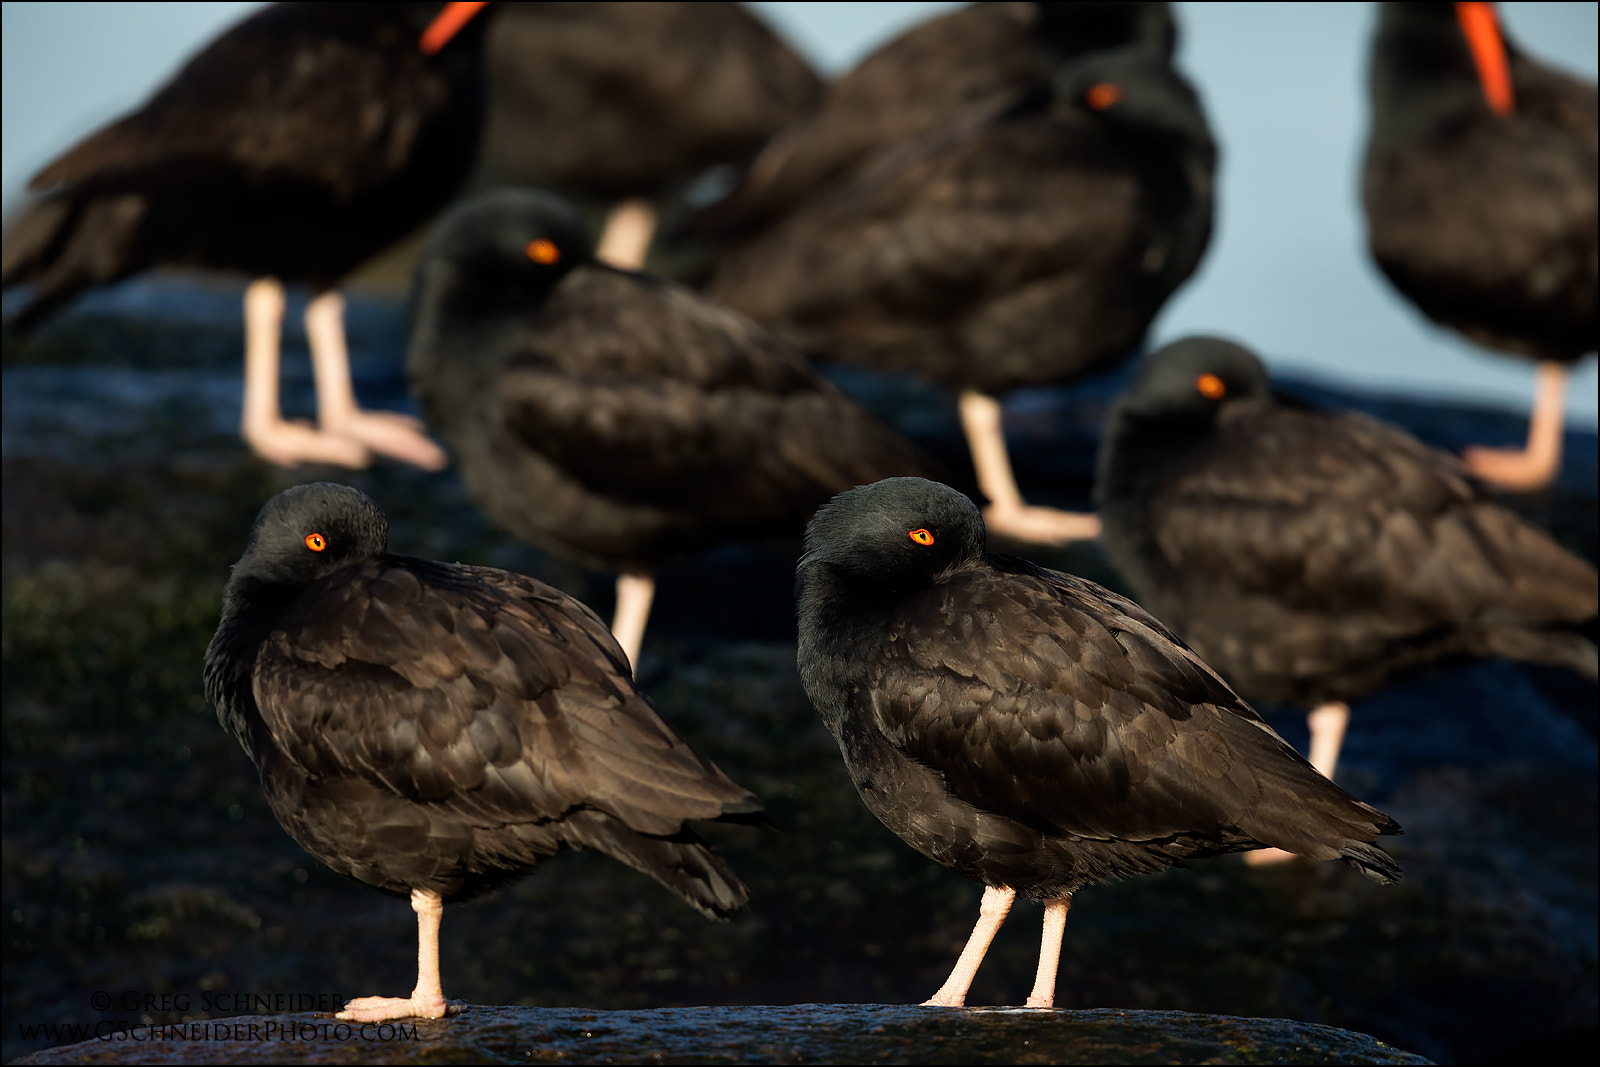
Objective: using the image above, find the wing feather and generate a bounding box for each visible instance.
[253,558,756,837]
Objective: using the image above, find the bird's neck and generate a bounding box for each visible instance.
[795,563,904,727]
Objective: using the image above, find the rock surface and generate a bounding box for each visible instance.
[10,1004,1432,1065]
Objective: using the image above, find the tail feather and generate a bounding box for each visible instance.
[1339,840,1403,886]
[2,193,146,333]
[1230,714,1404,881]
[560,809,750,919]
[1480,623,1599,682]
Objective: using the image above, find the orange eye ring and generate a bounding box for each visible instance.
[1195,373,1227,400]
[1086,83,1121,110]
[909,528,935,546]
[526,238,561,265]
[305,533,327,552]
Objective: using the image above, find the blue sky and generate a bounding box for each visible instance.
[2,2,1596,424]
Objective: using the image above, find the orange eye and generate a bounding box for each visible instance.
[305,533,327,552]
[526,238,560,265]
[1086,83,1121,110]
[1195,373,1226,400]
[909,528,935,546]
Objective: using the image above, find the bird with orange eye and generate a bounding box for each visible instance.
[526,238,561,266]
[1194,372,1226,400]
[1096,335,1597,872]
[1085,82,1121,110]
[707,45,1215,551]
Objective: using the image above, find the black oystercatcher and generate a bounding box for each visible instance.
[475,1,821,269]
[204,482,763,1022]
[1,2,495,470]
[692,1,1176,242]
[1095,336,1598,859]
[407,188,937,667]
[795,476,1400,1007]
[1363,1,1597,490]
[709,45,1215,546]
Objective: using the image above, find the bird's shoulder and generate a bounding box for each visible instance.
[1186,400,1475,513]
[31,7,449,195]
[512,268,824,394]
[251,554,664,809]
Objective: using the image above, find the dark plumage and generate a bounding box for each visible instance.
[407,187,937,663]
[707,45,1213,546]
[1362,1,1598,489]
[205,482,763,1020]
[3,3,486,329]
[795,476,1400,1007]
[693,1,1176,240]
[2,2,491,470]
[708,44,1213,397]
[1095,336,1598,787]
[474,1,821,202]
[1097,336,1598,703]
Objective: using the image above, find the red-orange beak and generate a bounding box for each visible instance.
[1455,2,1514,115]
[420,1,490,56]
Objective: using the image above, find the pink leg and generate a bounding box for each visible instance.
[923,884,1015,1007]
[1024,896,1072,1008]
[596,199,658,271]
[1462,361,1567,491]
[337,888,465,1022]
[304,291,449,471]
[1246,701,1351,867]
[239,278,371,468]
[610,572,656,674]
[959,391,1101,545]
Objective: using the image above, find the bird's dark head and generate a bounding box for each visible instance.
[412,187,594,324]
[1368,2,1518,152]
[799,477,986,595]
[1033,2,1178,64]
[1109,335,1271,430]
[222,483,388,613]
[1052,47,1213,154]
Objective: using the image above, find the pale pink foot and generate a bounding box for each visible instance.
[1461,444,1560,492]
[959,390,1100,546]
[338,889,461,1023]
[983,502,1102,545]
[243,416,374,468]
[610,572,656,674]
[336,994,464,1022]
[1461,361,1566,492]
[1024,896,1072,1008]
[304,290,449,471]
[1243,846,1299,867]
[326,408,449,471]
[240,278,373,468]
[924,885,1016,1007]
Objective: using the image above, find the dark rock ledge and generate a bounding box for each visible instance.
[11,1003,1432,1065]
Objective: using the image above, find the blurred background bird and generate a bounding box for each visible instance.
[689,1,1177,243]
[1095,336,1598,858]
[407,188,937,669]
[1362,1,1597,492]
[1,2,492,470]
[1,2,820,468]
[703,5,1210,546]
